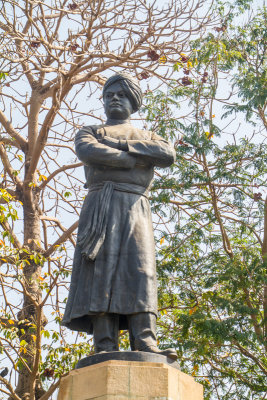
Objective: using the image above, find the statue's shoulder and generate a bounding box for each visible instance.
[77,124,105,136]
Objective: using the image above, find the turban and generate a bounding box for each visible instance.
[103,72,143,113]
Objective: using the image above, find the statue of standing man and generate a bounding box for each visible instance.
[62,72,177,360]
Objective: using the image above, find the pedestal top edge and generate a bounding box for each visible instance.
[68,359,179,376]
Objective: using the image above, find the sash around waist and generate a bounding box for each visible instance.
[77,181,150,261]
[88,181,149,197]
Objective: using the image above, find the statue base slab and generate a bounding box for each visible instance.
[75,350,179,370]
[57,359,203,400]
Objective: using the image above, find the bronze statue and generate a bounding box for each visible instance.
[62,72,177,360]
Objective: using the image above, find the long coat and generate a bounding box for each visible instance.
[62,123,175,333]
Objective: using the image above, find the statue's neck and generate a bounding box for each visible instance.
[105,118,131,126]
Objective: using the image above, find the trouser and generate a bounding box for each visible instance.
[92,312,157,352]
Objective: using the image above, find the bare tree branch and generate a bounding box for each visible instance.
[44,220,78,257]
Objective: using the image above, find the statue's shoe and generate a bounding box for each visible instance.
[136,345,178,360]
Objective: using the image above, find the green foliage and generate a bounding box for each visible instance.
[41,335,92,380]
[144,4,267,399]
[191,4,267,123]
[0,72,8,81]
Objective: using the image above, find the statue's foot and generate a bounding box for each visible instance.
[94,346,119,354]
[136,345,178,360]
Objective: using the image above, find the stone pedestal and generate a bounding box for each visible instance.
[57,360,203,400]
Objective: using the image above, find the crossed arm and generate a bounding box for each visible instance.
[75,126,175,169]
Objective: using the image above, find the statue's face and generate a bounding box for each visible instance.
[103,81,133,119]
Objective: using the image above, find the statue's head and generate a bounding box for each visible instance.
[103,72,142,120]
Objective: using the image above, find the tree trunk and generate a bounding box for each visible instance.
[14,181,46,399]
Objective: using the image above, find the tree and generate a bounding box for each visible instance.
[144,2,266,399]
[0,0,216,399]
